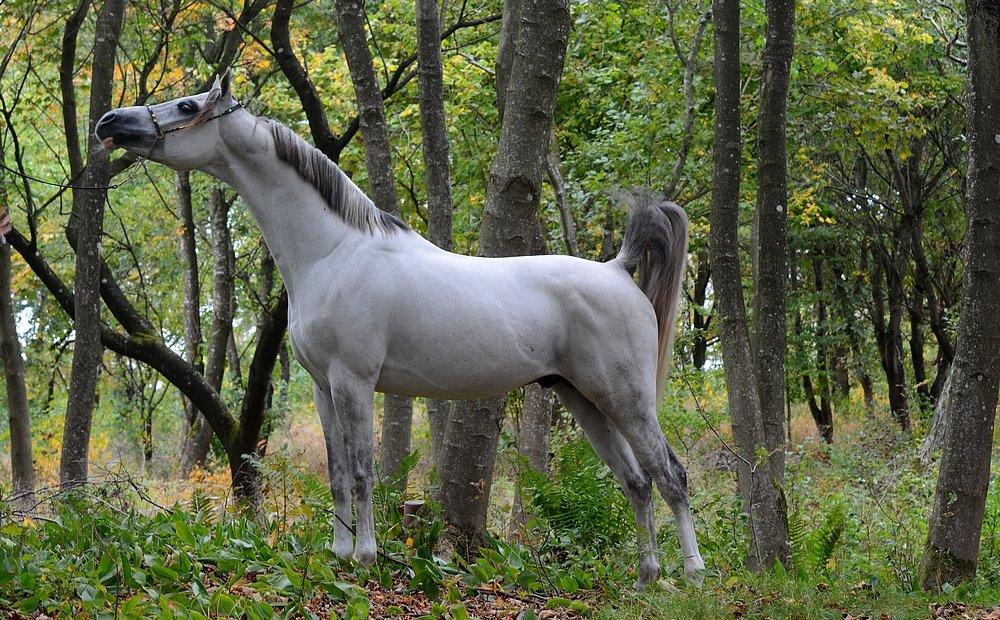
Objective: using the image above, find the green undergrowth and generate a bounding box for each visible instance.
[2,415,999,619]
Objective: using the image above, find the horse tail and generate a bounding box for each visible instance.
[613,189,689,407]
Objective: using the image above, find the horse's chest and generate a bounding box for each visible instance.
[286,298,384,381]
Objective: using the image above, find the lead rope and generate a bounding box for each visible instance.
[0,100,243,245]
[0,100,243,193]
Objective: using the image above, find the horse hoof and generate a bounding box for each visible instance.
[333,539,354,560]
[635,556,660,591]
[353,545,376,566]
[684,556,706,587]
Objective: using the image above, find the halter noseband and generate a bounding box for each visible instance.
[144,100,243,154]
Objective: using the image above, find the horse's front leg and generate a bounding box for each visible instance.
[330,376,377,565]
[313,383,354,559]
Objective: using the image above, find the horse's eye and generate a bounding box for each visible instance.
[178,100,198,114]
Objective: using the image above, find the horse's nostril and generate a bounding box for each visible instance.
[97,111,118,127]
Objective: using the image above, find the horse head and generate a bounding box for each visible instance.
[95,69,243,171]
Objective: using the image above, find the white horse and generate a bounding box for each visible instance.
[96,73,705,588]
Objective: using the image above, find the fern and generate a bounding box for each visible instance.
[788,509,810,572]
[520,439,633,552]
[189,487,215,527]
[790,500,847,574]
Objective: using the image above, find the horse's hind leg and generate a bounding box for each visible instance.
[313,383,354,559]
[596,389,706,585]
[553,383,661,589]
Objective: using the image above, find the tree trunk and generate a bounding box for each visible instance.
[920,0,1000,588]
[439,0,570,557]
[812,258,834,442]
[510,383,553,532]
[59,0,126,487]
[0,223,35,509]
[416,0,454,254]
[545,133,578,256]
[709,0,790,571]
[142,404,154,465]
[919,367,950,465]
[175,170,204,459]
[909,290,930,409]
[911,212,955,405]
[752,0,794,480]
[335,0,415,485]
[886,255,912,431]
[416,0,455,468]
[691,247,712,370]
[181,186,233,475]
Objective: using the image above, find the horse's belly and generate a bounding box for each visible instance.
[375,365,546,400]
[375,332,554,399]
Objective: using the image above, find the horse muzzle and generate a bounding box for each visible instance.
[95,109,153,152]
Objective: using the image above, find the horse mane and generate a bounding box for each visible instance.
[266,120,408,235]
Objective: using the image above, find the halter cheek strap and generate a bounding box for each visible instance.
[143,100,243,156]
[146,105,166,139]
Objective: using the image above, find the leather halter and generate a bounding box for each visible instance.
[144,100,243,151]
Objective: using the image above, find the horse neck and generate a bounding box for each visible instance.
[209,151,362,295]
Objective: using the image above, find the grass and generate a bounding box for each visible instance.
[2,381,1000,618]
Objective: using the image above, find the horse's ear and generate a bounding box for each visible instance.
[219,68,232,97]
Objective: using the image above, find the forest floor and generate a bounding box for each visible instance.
[1,395,999,619]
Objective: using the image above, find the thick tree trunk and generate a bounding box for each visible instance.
[1,227,35,509]
[335,0,415,484]
[59,0,126,487]
[439,0,570,557]
[709,0,790,571]
[181,187,233,475]
[416,0,456,467]
[416,0,454,253]
[752,0,794,480]
[920,0,1000,589]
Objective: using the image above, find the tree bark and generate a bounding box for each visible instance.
[920,367,951,464]
[181,186,234,475]
[752,0,794,480]
[175,171,205,462]
[873,245,911,431]
[920,0,1000,589]
[335,0,415,485]
[439,0,570,557]
[416,0,456,467]
[808,257,834,442]
[59,0,126,488]
[691,247,712,370]
[709,0,790,570]
[510,382,553,533]
[545,133,578,256]
[0,225,34,509]
[416,0,454,253]
[59,0,89,180]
